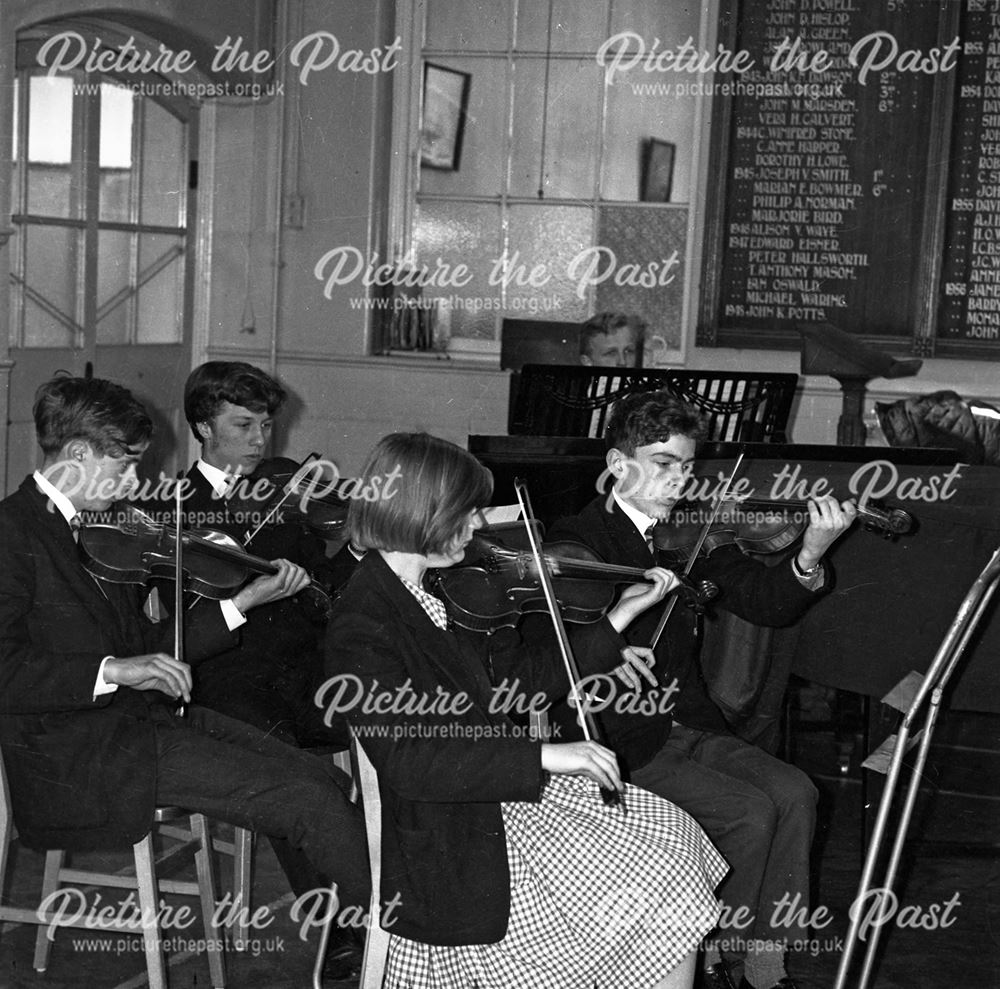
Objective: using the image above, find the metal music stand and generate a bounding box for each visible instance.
[833,543,1000,989]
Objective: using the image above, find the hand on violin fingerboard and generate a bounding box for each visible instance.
[797,496,859,571]
[607,566,678,631]
[231,558,311,613]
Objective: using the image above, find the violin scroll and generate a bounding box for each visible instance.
[856,500,914,539]
[674,575,719,614]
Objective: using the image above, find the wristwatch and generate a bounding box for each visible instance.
[792,556,823,579]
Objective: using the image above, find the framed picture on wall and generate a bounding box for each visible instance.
[420,63,471,171]
[640,138,675,202]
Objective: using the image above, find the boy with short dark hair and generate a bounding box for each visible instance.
[547,388,856,989]
[0,375,368,941]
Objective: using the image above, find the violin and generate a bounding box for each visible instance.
[229,454,349,542]
[430,526,718,634]
[653,495,914,566]
[79,506,332,624]
[78,505,294,600]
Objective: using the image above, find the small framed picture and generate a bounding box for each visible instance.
[420,62,471,171]
[640,138,676,202]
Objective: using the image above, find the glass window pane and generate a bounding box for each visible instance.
[507,203,591,321]
[100,83,133,168]
[426,0,512,50]
[419,57,506,198]
[11,78,19,214]
[413,201,502,340]
[140,100,186,227]
[508,59,543,197]
[595,204,688,352]
[11,76,18,161]
[100,83,134,222]
[602,77,694,203]
[600,0,700,202]
[21,225,82,347]
[28,76,72,163]
[510,59,599,200]
[27,163,75,218]
[516,0,610,52]
[97,230,133,344]
[100,167,132,222]
[26,76,74,217]
[609,0,699,41]
[137,233,185,342]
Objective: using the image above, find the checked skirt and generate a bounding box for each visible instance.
[384,773,727,989]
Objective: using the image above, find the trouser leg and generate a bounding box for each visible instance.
[630,725,817,957]
[150,706,369,911]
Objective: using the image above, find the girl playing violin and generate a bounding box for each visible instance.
[324,432,727,989]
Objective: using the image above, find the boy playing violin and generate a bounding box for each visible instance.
[0,376,368,936]
[177,360,352,748]
[173,361,367,973]
[544,389,856,989]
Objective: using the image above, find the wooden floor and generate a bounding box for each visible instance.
[1,707,997,989]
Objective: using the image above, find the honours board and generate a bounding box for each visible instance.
[938,0,1000,349]
[700,0,998,358]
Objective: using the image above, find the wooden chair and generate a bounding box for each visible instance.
[312,736,389,989]
[0,749,249,988]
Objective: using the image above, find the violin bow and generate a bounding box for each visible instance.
[241,452,323,545]
[174,478,186,716]
[647,451,745,652]
[513,478,623,811]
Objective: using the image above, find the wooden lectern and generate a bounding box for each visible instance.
[797,324,922,445]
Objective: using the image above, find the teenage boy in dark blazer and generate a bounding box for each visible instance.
[544,390,856,989]
[173,361,365,974]
[0,376,368,936]
[176,360,353,749]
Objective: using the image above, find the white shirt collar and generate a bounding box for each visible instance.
[195,458,233,499]
[33,469,78,527]
[612,487,657,538]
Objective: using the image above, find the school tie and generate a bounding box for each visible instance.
[644,522,656,556]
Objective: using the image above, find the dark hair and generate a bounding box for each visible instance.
[348,433,493,556]
[184,362,286,440]
[33,375,153,456]
[604,390,707,456]
[579,311,646,358]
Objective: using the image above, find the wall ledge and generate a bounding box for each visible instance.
[206,345,510,376]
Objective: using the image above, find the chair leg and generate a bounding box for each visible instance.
[32,848,66,971]
[133,833,169,989]
[311,885,339,989]
[232,826,254,946]
[360,914,390,989]
[0,780,14,890]
[191,813,226,988]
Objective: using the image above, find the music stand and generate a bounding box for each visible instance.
[797,324,922,445]
[834,544,1000,989]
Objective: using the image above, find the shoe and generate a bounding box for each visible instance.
[321,925,365,982]
[699,960,738,989]
[738,978,800,989]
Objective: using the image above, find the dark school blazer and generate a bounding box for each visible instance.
[324,550,625,946]
[546,495,826,772]
[0,478,235,850]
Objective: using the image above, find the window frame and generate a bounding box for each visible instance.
[9,31,197,353]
